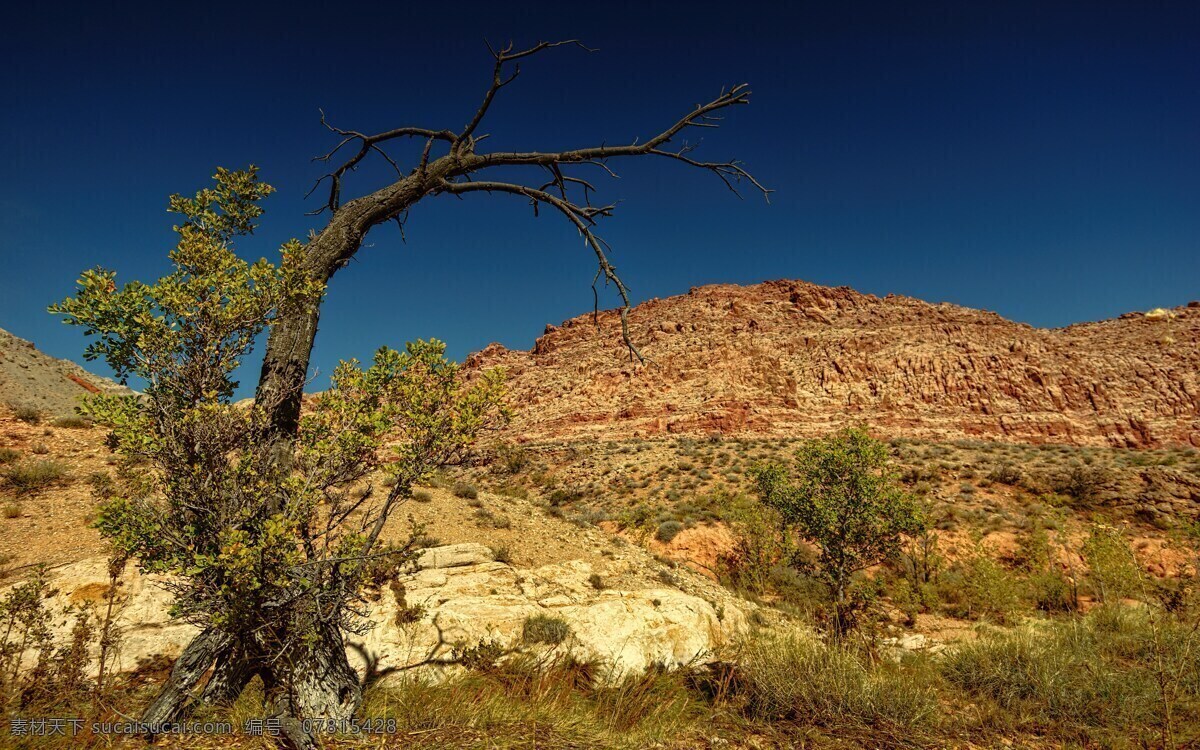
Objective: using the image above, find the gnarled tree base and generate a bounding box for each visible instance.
[140,624,361,750]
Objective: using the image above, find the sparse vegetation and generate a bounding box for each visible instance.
[9,404,42,424]
[453,481,479,500]
[655,519,684,542]
[52,415,92,429]
[2,459,68,495]
[523,614,572,645]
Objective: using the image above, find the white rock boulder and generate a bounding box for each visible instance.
[7,545,750,685]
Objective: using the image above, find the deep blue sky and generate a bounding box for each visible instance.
[2,1,1197,395]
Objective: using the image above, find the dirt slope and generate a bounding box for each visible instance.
[0,326,133,416]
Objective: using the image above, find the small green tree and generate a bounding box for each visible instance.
[50,168,507,746]
[1082,523,1141,604]
[751,427,925,633]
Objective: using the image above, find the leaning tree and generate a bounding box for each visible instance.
[53,41,766,748]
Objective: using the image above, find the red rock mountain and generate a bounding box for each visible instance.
[466,280,1200,447]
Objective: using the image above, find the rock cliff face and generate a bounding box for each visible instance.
[467,280,1200,447]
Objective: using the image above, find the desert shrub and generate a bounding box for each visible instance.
[986,463,1022,485]
[523,614,571,645]
[0,571,123,712]
[491,513,513,529]
[751,427,925,634]
[9,404,42,424]
[452,482,478,500]
[2,459,69,495]
[738,632,938,729]
[412,489,433,503]
[937,544,1023,623]
[1052,463,1112,506]
[548,486,586,507]
[0,448,19,465]
[30,442,50,455]
[86,470,116,499]
[491,544,512,564]
[2,503,20,519]
[492,441,531,475]
[588,573,605,590]
[1082,523,1142,604]
[453,639,507,672]
[717,493,792,595]
[1027,569,1078,613]
[656,519,684,543]
[52,416,92,429]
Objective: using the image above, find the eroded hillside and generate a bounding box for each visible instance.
[468,280,1200,447]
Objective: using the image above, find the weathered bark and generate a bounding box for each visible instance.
[198,640,255,706]
[139,628,232,731]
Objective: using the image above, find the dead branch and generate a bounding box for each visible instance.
[297,40,766,366]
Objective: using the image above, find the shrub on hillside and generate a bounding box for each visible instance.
[523,615,571,645]
[1052,463,1113,506]
[656,519,684,543]
[9,404,41,424]
[491,442,530,475]
[2,460,69,495]
[452,482,478,500]
[986,463,1022,486]
[1082,523,1141,604]
[52,416,92,429]
[751,427,925,634]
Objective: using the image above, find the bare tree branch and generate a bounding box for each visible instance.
[305,109,457,214]
[454,40,597,153]
[278,39,765,424]
[438,179,646,363]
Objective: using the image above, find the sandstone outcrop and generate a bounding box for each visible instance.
[9,545,749,684]
[467,280,1200,447]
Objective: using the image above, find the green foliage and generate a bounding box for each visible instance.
[523,615,572,645]
[0,448,19,465]
[1082,523,1142,604]
[937,540,1024,624]
[655,519,684,543]
[738,632,938,729]
[751,427,925,632]
[48,167,507,647]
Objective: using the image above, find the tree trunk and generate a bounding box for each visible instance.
[139,628,232,731]
[144,166,450,746]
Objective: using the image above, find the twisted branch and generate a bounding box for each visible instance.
[301,40,768,363]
